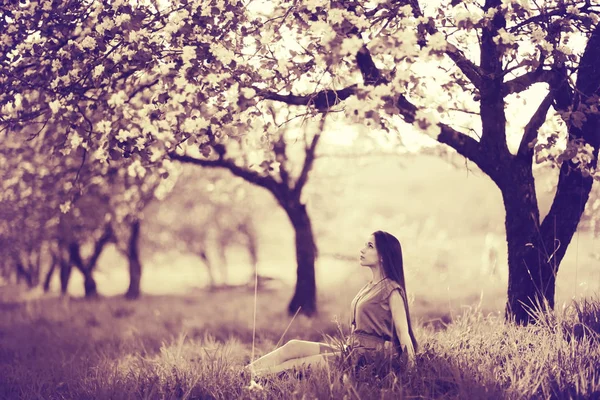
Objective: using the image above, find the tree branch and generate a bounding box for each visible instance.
[86,223,114,271]
[272,133,290,187]
[395,93,483,163]
[407,1,483,89]
[258,85,358,110]
[169,152,284,199]
[444,43,484,89]
[356,46,386,85]
[517,91,554,158]
[503,69,555,96]
[508,3,598,33]
[292,117,325,199]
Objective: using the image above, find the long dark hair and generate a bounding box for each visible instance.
[373,230,418,354]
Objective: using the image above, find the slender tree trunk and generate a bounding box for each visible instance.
[125,220,142,299]
[14,258,33,287]
[285,202,317,316]
[27,249,41,287]
[244,226,259,284]
[43,254,57,292]
[217,237,229,285]
[199,250,216,288]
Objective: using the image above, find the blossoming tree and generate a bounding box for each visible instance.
[2,0,599,322]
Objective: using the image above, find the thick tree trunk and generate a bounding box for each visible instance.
[285,202,317,316]
[125,220,142,299]
[500,25,600,325]
[499,160,552,324]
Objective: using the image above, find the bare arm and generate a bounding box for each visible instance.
[389,290,416,364]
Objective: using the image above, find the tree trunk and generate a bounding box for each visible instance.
[43,254,57,292]
[499,160,552,324]
[68,242,98,298]
[125,220,142,299]
[238,221,259,284]
[14,258,33,287]
[199,250,216,288]
[285,202,318,316]
[59,258,72,295]
[217,239,229,285]
[501,25,600,325]
[81,269,98,298]
[244,225,259,283]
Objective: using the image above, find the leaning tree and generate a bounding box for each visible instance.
[2,0,599,322]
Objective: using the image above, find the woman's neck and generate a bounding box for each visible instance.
[370,267,385,284]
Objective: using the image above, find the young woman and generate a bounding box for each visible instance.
[245,231,418,377]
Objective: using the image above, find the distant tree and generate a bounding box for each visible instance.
[170,114,325,315]
[146,166,261,288]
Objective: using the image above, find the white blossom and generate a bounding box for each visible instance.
[328,9,345,24]
[414,109,441,138]
[116,129,131,142]
[127,160,147,178]
[182,117,210,133]
[241,88,256,99]
[49,99,61,114]
[340,36,363,55]
[310,21,336,45]
[108,91,127,108]
[80,36,96,50]
[51,58,62,72]
[92,64,104,79]
[115,13,131,26]
[60,201,72,214]
[93,146,109,163]
[97,120,112,134]
[69,133,84,149]
[428,32,447,51]
[494,28,517,45]
[181,46,196,64]
[305,0,327,13]
[209,43,236,65]
[393,29,418,57]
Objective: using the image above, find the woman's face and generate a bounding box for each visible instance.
[359,235,379,267]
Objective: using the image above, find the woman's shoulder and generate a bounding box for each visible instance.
[378,278,404,299]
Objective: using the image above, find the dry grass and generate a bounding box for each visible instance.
[1,285,599,400]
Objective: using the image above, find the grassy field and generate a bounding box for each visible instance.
[2,153,600,399]
[1,285,599,399]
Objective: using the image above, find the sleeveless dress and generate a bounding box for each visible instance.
[347,278,405,358]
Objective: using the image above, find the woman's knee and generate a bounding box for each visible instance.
[282,340,319,359]
[281,339,302,356]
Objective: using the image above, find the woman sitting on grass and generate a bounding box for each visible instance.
[245,230,418,378]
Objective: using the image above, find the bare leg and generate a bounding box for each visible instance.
[252,352,340,376]
[247,340,333,372]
